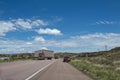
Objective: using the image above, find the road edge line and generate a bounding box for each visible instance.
[25,60,56,80]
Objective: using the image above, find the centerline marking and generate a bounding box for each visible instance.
[25,60,56,80]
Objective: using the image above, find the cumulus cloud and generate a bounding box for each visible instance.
[0,21,16,36]
[0,18,48,36]
[43,33,120,52]
[36,28,62,35]
[0,39,43,53]
[71,33,120,48]
[34,36,45,43]
[15,19,32,29]
[1,32,120,53]
[15,18,48,29]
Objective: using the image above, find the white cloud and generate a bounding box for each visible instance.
[43,33,120,52]
[14,18,48,29]
[41,47,48,50]
[36,28,62,35]
[0,18,63,37]
[0,18,48,36]
[46,40,80,48]
[1,32,120,53]
[0,39,41,53]
[72,33,120,39]
[31,20,48,26]
[15,19,32,29]
[0,38,49,53]
[34,36,45,42]
[26,42,32,45]
[94,21,114,25]
[71,33,120,49]
[0,21,16,36]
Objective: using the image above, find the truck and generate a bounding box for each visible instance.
[34,50,54,60]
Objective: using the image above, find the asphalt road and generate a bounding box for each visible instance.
[0,60,55,80]
[32,59,93,80]
[0,59,93,80]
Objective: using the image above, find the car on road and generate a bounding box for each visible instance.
[54,55,59,59]
[63,56,71,62]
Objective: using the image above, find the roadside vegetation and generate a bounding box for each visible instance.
[0,53,34,63]
[70,47,120,80]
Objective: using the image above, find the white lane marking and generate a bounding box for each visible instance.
[25,60,56,80]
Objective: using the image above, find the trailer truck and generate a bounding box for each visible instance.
[34,50,54,60]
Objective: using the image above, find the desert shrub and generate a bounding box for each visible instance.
[70,58,120,80]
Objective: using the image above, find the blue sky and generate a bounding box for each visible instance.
[0,0,120,53]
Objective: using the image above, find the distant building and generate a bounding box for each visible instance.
[34,50,54,60]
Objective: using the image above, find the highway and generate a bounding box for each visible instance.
[0,59,92,80]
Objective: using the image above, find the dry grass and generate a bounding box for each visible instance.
[70,56,120,80]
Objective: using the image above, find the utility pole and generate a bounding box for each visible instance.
[105,45,107,51]
[104,45,108,56]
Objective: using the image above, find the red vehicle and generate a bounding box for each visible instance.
[63,56,71,62]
